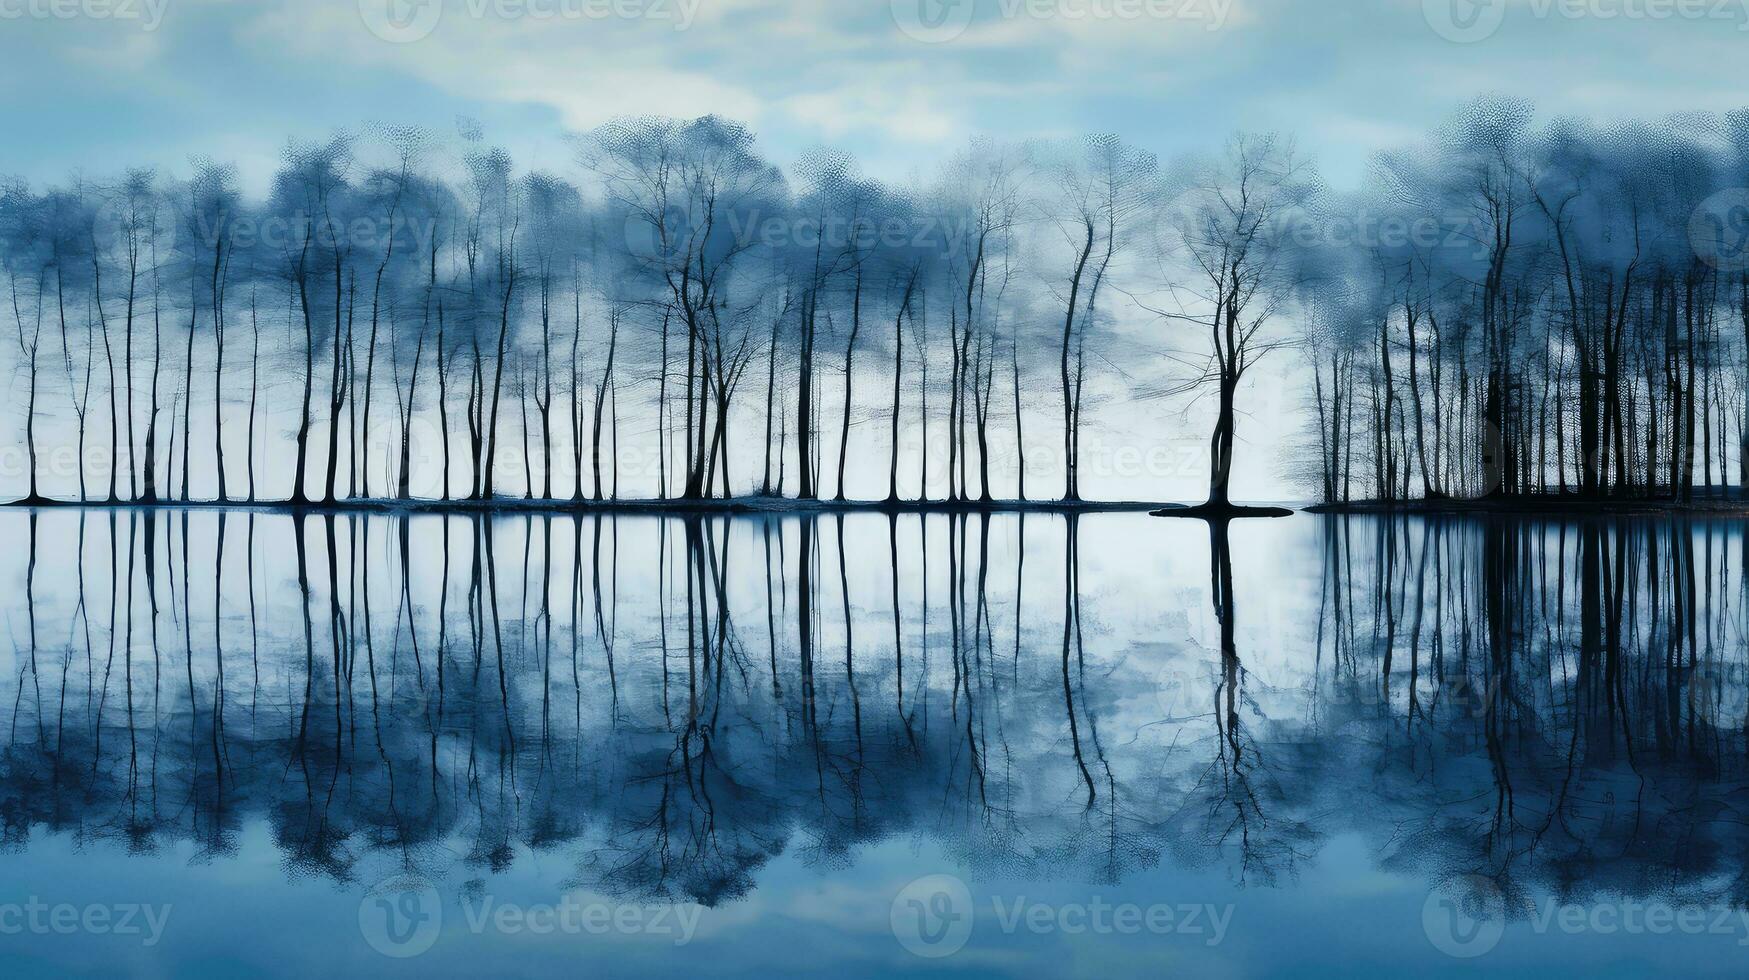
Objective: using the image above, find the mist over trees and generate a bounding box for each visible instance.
[3,98,1747,507]
[1304,99,1749,503]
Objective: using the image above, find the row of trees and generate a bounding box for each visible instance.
[0,113,1305,508]
[1303,99,1749,502]
[5,100,1747,507]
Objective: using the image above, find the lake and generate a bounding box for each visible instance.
[2,508,1747,977]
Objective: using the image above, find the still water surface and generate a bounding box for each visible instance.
[2,509,1746,976]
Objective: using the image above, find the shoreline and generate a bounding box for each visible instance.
[0,495,1196,517]
[1306,495,1749,517]
[12,493,1749,518]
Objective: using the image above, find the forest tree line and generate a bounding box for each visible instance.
[4,97,1748,506]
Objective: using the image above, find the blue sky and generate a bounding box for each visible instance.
[3,0,1746,196]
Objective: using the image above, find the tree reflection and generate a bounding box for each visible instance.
[3,511,1749,917]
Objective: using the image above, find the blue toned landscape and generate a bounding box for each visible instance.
[7,1,1749,975]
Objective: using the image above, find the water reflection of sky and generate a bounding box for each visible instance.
[8,825,1743,977]
[2,511,1748,976]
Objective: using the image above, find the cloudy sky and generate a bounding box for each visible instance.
[3,0,1746,195]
